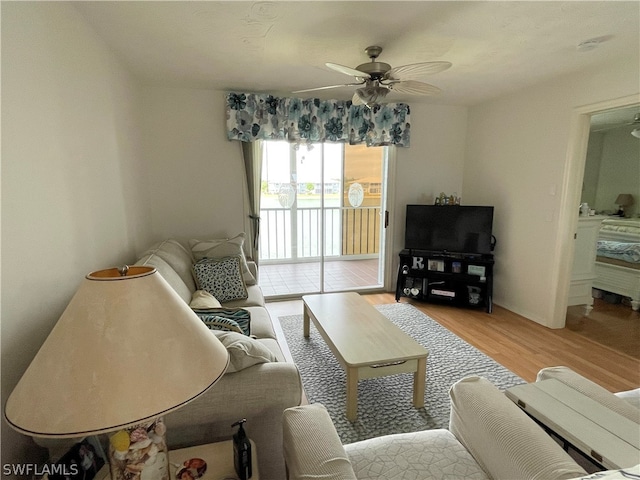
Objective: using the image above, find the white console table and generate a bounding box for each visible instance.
[506,379,639,470]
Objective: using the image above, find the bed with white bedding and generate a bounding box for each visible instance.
[593,218,640,310]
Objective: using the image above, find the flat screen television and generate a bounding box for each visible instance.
[405,205,494,255]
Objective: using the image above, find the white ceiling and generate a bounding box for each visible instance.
[74,1,640,106]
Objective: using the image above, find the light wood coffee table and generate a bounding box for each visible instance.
[302,292,429,421]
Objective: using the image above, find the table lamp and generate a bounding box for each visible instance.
[614,193,634,217]
[4,266,230,480]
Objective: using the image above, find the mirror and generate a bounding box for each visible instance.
[583,104,640,218]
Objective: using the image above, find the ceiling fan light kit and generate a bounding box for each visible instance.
[294,46,451,107]
[354,83,389,107]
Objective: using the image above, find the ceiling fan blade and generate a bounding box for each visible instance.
[388,80,442,96]
[351,92,365,106]
[326,62,371,79]
[293,83,363,94]
[385,61,452,81]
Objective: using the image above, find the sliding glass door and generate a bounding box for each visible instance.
[258,141,388,297]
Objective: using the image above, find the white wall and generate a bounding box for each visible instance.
[1,2,150,465]
[390,104,468,279]
[464,59,640,327]
[139,88,248,243]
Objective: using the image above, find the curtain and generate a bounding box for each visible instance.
[241,141,262,261]
[226,92,410,147]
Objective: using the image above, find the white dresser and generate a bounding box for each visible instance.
[568,216,605,315]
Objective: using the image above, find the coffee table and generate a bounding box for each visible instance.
[506,379,640,470]
[302,292,429,421]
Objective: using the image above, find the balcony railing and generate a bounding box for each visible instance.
[259,206,381,262]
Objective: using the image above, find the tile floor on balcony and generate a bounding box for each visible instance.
[258,258,381,297]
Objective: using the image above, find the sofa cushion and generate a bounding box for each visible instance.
[242,307,276,340]
[135,254,192,304]
[255,338,286,363]
[190,233,257,285]
[190,290,222,309]
[193,256,248,303]
[141,239,196,292]
[222,285,265,308]
[213,331,277,373]
[345,429,489,480]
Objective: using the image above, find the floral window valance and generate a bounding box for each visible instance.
[226,92,411,147]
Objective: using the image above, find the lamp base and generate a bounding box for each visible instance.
[109,418,170,480]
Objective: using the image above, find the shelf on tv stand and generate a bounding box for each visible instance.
[406,249,492,260]
[396,249,494,313]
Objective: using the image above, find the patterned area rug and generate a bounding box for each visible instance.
[279,302,525,444]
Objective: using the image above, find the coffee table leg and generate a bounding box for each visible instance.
[346,368,358,422]
[303,306,310,338]
[413,356,427,408]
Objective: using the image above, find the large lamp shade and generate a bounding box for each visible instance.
[5,266,229,438]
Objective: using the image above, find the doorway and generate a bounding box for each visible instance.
[258,141,389,298]
[564,102,640,353]
[556,94,640,328]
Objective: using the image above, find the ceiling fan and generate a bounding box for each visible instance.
[293,46,452,107]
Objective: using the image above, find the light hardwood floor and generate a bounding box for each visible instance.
[266,293,639,393]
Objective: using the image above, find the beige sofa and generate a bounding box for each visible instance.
[134,238,303,479]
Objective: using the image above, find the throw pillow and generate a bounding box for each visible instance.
[189,233,257,285]
[213,331,278,373]
[193,308,251,336]
[199,315,244,335]
[190,290,222,309]
[193,256,248,303]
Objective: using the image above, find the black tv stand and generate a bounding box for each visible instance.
[396,249,494,313]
